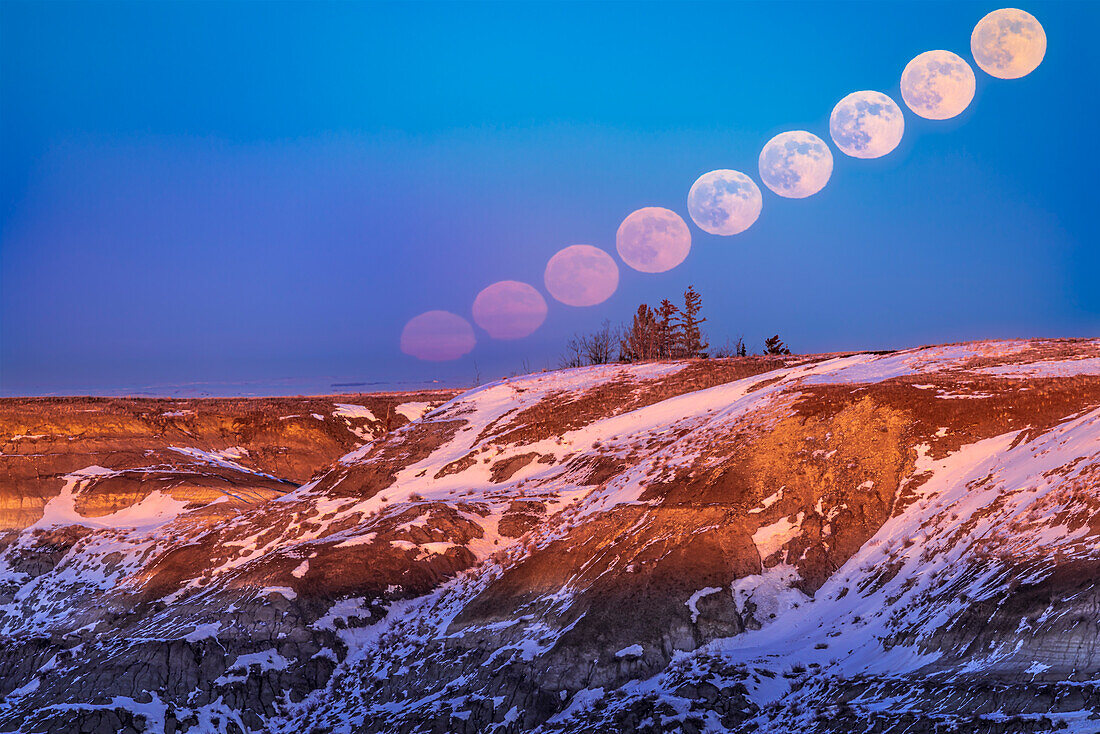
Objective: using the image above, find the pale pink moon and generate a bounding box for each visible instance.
[400,310,476,361]
[543,245,619,307]
[472,280,548,339]
[616,207,692,273]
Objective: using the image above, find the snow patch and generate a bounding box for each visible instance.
[751,513,804,559]
[731,563,810,624]
[685,587,722,623]
[395,402,433,422]
[615,644,643,659]
[334,404,377,421]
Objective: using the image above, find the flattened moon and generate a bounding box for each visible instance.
[687,170,763,236]
[472,280,547,339]
[971,8,1046,79]
[400,310,476,361]
[758,131,833,199]
[616,207,692,273]
[901,50,976,120]
[829,91,905,159]
[544,245,619,307]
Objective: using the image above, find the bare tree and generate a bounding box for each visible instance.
[581,320,618,365]
[560,321,619,368]
[559,336,584,369]
[713,336,747,358]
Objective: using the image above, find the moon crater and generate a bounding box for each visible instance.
[758,131,833,199]
[616,207,692,273]
[544,245,619,307]
[830,91,905,159]
[687,170,763,235]
[901,50,976,120]
[971,8,1046,79]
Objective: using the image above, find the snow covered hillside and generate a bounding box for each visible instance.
[1,339,1099,733]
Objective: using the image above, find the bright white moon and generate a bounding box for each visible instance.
[400,310,476,361]
[616,207,692,273]
[758,131,833,199]
[472,280,547,339]
[829,91,905,159]
[901,50,976,120]
[544,245,619,307]
[971,8,1046,79]
[686,170,762,236]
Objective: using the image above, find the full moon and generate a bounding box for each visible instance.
[400,310,476,361]
[829,91,905,159]
[758,131,833,199]
[544,245,619,307]
[901,50,976,120]
[686,170,763,236]
[471,280,547,339]
[616,207,691,273]
[971,8,1046,79]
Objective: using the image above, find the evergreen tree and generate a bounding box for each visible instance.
[655,299,682,359]
[763,334,791,355]
[620,304,658,362]
[679,286,708,358]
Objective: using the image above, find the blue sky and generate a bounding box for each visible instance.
[1,1,1096,396]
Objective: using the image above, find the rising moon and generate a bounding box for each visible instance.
[758,131,833,199]
[901,50,976,120]
[829,91,905,159]
[687,170,763,236]
[544,245,619,307]
[616,207,692,273]
[472,280,548,339]
[400,310,476,361]
[971,8,1046,79]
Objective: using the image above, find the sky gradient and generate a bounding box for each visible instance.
[1,1,1097,396]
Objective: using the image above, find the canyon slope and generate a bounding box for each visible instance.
[0,339,1099,734]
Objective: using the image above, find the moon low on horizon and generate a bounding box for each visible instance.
[472,280,548,340]
[830,91,905,159]
[901,50,976,120]
[687,170,763,236]
[544,245,620,307]
[971,8,1046,79]
[401,310,476,361]
[759,131,833,199]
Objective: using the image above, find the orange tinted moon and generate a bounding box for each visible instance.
[472,280,548,339]
[901,50,976,120]
[971,8,1046,79]
[544,245,619,307]
[400,310,476,361]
